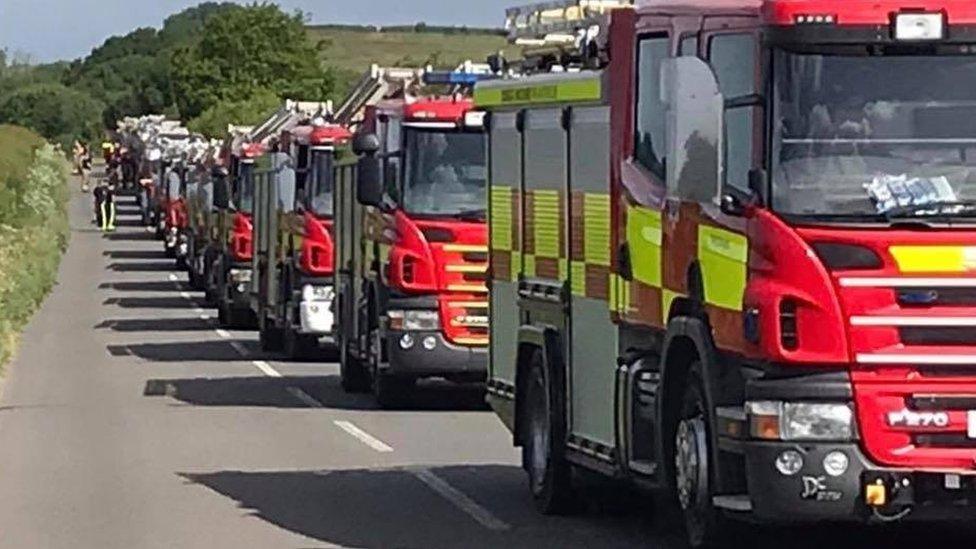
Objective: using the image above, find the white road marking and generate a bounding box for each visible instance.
[215,329,231,339]
[179,291,192,299]
[199,314,211,320]
[333,420,394,453]
[287,387,323,408]
[229,341,248,356]
[252,360,283,378]
[194,307,205,314]
[168,274,178,282]
[410,468,510,531]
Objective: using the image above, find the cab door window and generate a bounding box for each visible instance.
[708,32,759,193]
[634,35,669,182]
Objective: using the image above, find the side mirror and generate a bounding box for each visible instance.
[720,194,746,217]
[356,156,383,207]
[352,132,381,157]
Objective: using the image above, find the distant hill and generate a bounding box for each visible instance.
[307,25,519,98]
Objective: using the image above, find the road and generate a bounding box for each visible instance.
[0,185,973,548]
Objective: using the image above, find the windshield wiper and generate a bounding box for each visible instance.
[452,208,487,221]
[883,200,976,220]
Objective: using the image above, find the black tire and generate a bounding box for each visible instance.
[259,319,285,352]
[339,333,370,393]
[285,326,320,361]
[668,361,727,549]
[521,350,575,515]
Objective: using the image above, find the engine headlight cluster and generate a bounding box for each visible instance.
[388,309,440,331]
[302,285,333,303]
[747,401,854,441]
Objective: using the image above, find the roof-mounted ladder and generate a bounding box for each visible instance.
[506,0,631,45]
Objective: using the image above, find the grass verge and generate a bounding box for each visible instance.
[0,125,70,369]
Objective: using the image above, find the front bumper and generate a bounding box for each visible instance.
[745,440,976,522]
[225,268,251,309]
[383,330,487,381]
[738,369,976,523]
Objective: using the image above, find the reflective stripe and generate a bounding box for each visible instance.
[857,353,976,365]
[626,205,662,288]
[533,190,561,259]
[443,244,489,253]
[475,77,602,108]
[851,316,976,327]
[698,226,748,311]
[490,185,513,252]
[446,264,488,273]
[662,288,684,325]
[839,277,976,288]
[890,245,976,273]
[447,284,488,293]
[583,193,611,266]
[571,260,587,297]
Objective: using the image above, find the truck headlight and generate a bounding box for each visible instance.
[747,401,854,441]
[229,268,252,283]
[302,284,333,303]
[388,310,440,331]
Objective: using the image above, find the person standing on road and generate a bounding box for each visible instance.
[79,144,93,193]
[94,175,117,232]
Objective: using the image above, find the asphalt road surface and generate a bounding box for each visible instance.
[0,184,974,548]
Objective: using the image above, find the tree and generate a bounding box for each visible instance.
[0,84,104,148]
[171,3,336,119]
[187,89,281,138]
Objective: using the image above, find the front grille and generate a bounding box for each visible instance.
[914,434,976,449]
[898,288,976,307]
[900,327,976,346]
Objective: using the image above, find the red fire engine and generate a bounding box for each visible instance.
[337,67,493,407]
[481,0,976,545]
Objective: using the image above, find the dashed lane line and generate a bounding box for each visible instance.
[287,387,323,408]
[228,340,248,356]
[410,468,511,531]
[252,360,283,378]
[333,420,394,453]
[215,329,231,339]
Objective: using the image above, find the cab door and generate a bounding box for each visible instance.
[696,19,760,353]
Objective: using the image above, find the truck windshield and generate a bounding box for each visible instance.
[772,49,976,219]
[309,149,334,217]
[235,162,255,214]
[402,129,487,219]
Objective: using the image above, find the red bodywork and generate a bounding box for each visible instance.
[376,97,489,346]
[282,123,351,278]
[613,0,976,472]
[230,212,253,262]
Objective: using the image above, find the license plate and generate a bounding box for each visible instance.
[968,411,976,439]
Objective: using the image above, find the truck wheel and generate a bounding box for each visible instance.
[285,328,319,361]
[339,335,370,393]
[671,362,727,548]
[259,320,285,352]
[373,373,413,409]
[522,350,575,515]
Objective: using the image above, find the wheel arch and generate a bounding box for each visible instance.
[514,323,566,447]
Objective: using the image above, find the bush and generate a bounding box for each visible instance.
[0,129,69,368]
[187,89,282,138]
[0,84,104,149]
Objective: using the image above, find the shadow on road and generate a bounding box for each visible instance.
[109,340,245,362]
[144,376,374,410]
[107,262,177,273]
[98,281,187,292]
[180,465,976,549]
[179,465,662,549]
[96,317,215,333]
[103,296,203,309]
[103,250,168,260]
[104,231,157,242]
[142,374,487,412]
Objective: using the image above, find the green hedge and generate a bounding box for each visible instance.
[0,125,69,368]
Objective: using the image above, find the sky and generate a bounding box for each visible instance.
[0,0,515,62]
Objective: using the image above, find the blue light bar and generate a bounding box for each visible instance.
[423,71,496,86]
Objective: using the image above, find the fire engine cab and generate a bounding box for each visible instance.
[482,0,976,545]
